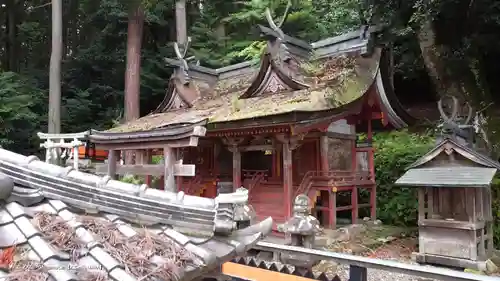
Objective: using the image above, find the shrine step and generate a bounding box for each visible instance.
[249,190,284,202]
[249,202,285,217]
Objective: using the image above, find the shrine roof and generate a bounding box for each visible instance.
[102,19,413,135]
[406,137,500,170]
[108,46,381,133]
[0,148,273,281]
[395,166,497,187]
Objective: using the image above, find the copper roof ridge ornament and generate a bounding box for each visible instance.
[437,95,475,145]
[264,0,292,61]
[173,36,195,85]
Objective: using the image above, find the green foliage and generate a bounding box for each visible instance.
[0,0,499,238]
[374,130,500,244]
[373,130,435,226]
[120,174,144,185]
[0,72,45,154]
[191,0,361,66]
[0,0,366,153]
[491,178,500,246]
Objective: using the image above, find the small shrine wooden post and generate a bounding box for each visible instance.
[107,150,118,179]
[164,146,176,192]
[395,97,497,270]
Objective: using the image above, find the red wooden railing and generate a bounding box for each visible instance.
[296,170,375,199]
[295,171,315,198]
[242,169,268,193]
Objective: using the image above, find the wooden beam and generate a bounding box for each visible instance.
[221,136,246,147]
[37,131,90,139]
[326,131,356,140]
[239,144,274,152]
[275,133,304,151]
[93,136,200,150]
[222,262,317,281]
[95,163,195,177]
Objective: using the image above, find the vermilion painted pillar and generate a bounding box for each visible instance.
[283,142,293,219]
[231,146,241,191]
[367,118,376,219]
[320,135,329,172]
[320,135,334,227]
[351,137,358,224]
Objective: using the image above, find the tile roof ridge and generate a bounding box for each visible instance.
[0,148,253,237]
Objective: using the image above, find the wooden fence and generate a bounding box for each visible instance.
[236,241,500,281]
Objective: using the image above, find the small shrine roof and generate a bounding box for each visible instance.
[406,137,500,170]
[395,166,497,187]
[0,148,273,281]
[395,98,500,187]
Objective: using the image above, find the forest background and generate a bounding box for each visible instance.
[1,0,500,242]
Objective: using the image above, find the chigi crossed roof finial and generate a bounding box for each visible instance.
[264,0,292,60]
[173,36,195,85]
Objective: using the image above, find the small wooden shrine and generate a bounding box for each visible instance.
[396,97,497,270]
[86,8,414,233]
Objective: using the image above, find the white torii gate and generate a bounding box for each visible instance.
[37,131,89,170]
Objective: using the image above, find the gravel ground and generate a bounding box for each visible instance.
[266,224,498,281]
[313,238,439,281]
[335,261,436,281]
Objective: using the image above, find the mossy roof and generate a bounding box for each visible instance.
[108,49,381,133]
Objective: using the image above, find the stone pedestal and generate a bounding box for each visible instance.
[278,194,322,268]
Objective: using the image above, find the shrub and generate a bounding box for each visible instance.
[373,130,435,226]
[491,178,500,246]
[0,71,45,154]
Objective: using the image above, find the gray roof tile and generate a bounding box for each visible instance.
[108,268,137,281]
[47,268,77,281]
[89,246,121,272]
[0,147,273,281]
[395,167,497,187]
[0,210,13,224]
[0,223,25,247]
[13,216,38,238]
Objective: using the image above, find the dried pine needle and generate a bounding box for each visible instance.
[80,216,196,280]
[17,213,197,281]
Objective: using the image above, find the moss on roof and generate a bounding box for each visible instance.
[108,49,381,133]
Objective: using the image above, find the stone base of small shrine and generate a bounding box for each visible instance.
[413,252,488,271]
